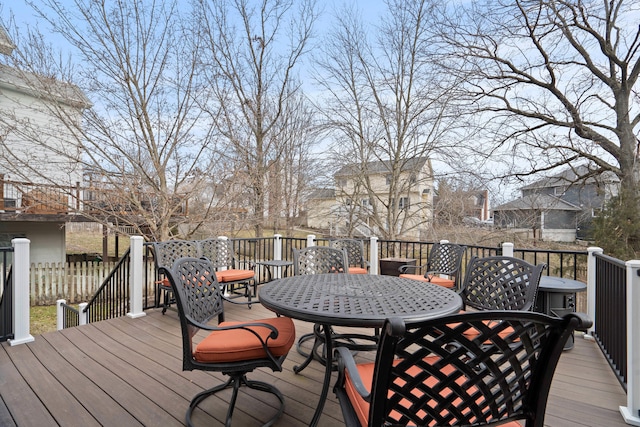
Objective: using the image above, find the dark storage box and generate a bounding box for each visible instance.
[379,257,416,276]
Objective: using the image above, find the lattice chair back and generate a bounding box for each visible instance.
[293,246,348,275]
[330,239,369,274]
[152,240,200,272]
[428,242,466,281]
[151,240,201,313]
[198,237,234,269]
[334,310,592,427]
[168,257,225,352]
[461,256,545,311]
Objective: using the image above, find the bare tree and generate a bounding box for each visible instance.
[314,0,466,240]
[1,0,221,241]
[196,0,319,237]
[434,0,640,209]
[266,90,319,233]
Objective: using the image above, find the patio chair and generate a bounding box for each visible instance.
[334,310,592,427]
[293,246,378,374]
[165,256,296,427]
[198,238,256,307]
[292,245,348,275]
[151,240,200,314]
[398,242,466,289]
[460,255,545,312]
[330,239,369,274]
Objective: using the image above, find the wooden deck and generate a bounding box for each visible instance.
[0,301,628,426]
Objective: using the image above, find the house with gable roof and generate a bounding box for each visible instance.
[492,165,619,242]
[305,157,434,239]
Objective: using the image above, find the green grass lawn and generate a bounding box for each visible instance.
[30,304,58,335]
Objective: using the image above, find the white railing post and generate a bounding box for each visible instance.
[127,236,146,319]
[273,234,283,279]
[56,299,66,331]
[274,234,283,261]
[9,238,34,345]
[502,242,514,257]
[370,236,379,275]
[587,247,603,337]
[620,259,640,426]
[79,302,89,325]
[306,234,316,247]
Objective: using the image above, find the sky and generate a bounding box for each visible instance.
[0,0,522,203]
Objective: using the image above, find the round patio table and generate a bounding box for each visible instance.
[259,273,462,426]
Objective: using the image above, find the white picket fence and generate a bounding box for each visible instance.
[30,261,118,305]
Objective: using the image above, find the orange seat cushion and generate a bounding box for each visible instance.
[215,269,255,283]
[348,267,368,275]
[455,310,518,341]
[345,356,522,427]
[399,274,455,288]
[194,316,296,363]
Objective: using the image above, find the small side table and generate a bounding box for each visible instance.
[255,260,293,283]
[536,276,587,350]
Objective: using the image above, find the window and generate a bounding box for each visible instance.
[554,186,566,196]
[337,178,347,187]
[386,175,392,185]
[399,197,410,210]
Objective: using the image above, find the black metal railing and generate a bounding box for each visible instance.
[83,248,131,323]
[0,246,13,342]
[593,252,627,389]
[60,302,80,329]
[514,248,588,280]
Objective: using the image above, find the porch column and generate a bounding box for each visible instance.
[127,236,146,319]
[9,238,34,346]
[620,259,640,426]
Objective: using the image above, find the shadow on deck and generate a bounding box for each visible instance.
[0,301,628,426]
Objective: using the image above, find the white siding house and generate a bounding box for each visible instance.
[0,28,91,264]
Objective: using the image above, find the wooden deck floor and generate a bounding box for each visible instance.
[0,301,628,427]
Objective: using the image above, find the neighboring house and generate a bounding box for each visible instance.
[304,188,337,232]
[433,188,491,225]
[0,29,91,264]
[492,165,620,242]
[305,157,434,239]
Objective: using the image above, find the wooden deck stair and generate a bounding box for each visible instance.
[0,302,628,426]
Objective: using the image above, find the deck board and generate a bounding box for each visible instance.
[0,301,629,427]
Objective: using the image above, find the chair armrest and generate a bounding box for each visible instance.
[187,316,279,339]
[334,346,371,401]
[567,312,593,331]
[398,264,423,274]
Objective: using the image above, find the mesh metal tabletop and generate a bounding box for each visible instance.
[259,273,462,326]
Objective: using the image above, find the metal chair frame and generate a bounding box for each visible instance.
[197,238,256,306]
[166,257,292,427]
[334,310,592,427]
[329,239,369,273]
[399,242,467,289]
[460,255,546,312]
[151,240,200,314]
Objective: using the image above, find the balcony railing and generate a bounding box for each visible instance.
[0,175,188,217]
